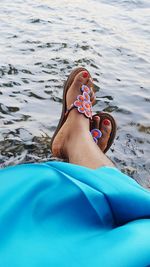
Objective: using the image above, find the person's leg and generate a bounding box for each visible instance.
[52,71,115,169]
[58,109,114,169]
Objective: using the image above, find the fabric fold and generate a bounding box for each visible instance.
[0,162,150,267]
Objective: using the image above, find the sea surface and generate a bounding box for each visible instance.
[0,0,150,187]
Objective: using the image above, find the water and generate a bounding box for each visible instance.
[0,0,150,188]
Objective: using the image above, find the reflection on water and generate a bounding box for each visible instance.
[0,0,150,188]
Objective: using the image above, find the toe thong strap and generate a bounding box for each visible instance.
[65,85,93,119]
[91,129,102,143]
[64,83,102,144]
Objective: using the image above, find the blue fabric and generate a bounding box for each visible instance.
[0,161,150,267]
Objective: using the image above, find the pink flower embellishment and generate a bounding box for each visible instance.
[74,92,92,119]
[91,129,102,143]
[81,85,91,95]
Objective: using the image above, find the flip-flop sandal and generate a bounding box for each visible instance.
[50,67,95,152]
[91,112,117,153]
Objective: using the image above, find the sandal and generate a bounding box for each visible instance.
[50,67,95,152]
[50,67,116,156]
[91,112,117,153]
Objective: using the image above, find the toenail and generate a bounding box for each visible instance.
[103,119,110,126]
[82,71,89,78]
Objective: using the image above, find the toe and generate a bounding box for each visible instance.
[66,69,95,112]
[86,77,95,104]
[72,70,95,105]
[92,115,100,129]
[66,70,91,108]
[98,119,112,152]
[73,70,90,87]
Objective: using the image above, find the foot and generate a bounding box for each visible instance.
[92,116,112,152]
[52,70,95,158]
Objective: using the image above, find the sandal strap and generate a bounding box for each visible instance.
[64,105,75,118]
[65,84,93,120]
[64,85,103,144]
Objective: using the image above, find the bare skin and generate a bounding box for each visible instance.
[92,116,112,152]
[52,71,115,169]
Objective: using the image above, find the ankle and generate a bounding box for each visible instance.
[67,109,90,130]
[64,126,92,160]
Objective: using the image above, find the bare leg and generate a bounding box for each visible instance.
[52,71,115,169]
[63,110,114,169]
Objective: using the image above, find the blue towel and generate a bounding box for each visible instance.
[0,162,150,267]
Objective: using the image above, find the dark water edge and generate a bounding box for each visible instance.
[0,0,150,188]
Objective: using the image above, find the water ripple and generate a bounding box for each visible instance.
[0,0,149,187]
